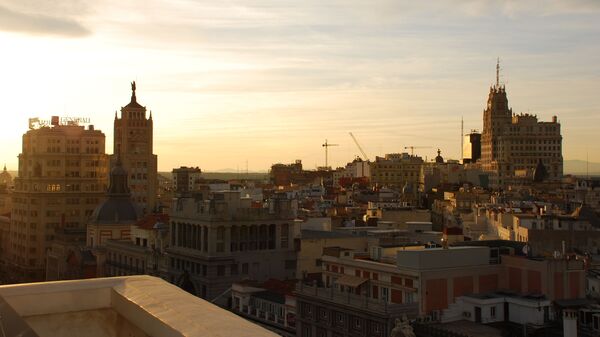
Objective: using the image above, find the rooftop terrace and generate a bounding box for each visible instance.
[0,275,278,337]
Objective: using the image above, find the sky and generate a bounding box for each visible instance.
[0,0,599,172]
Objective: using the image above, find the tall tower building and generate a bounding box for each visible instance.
[8,120,108,282]
[480,60,563,187]
[113,82,158,214]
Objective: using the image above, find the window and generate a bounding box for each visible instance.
[490,306,496,318]
[285,260,296,270]
[217,265,225,276]
[242,263,248,275]
[352,317,362,329]
[280,223,289,248]
[230,264,238,275]
[381,287,389,302]
[318,307,328,321]
[216,226,225,252]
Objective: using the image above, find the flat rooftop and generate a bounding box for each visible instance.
[0,275,277,337]
[431,320,503,337]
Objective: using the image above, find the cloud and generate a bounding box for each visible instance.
[0,4,90,37]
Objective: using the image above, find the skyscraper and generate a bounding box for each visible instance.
[480,62,563,187]
[7,120,108,282]
[113,82,158,214]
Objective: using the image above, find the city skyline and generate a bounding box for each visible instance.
[1,1,599,171]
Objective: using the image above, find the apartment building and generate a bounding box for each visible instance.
[7,120,108,282]
[296,241,585,337]
[370,153,423,189]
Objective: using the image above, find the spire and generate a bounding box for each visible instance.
[149,110,152,120]
[3,164,6,172]
[107,147,129,196]
[131,81,137,103]
[496,57,500,88]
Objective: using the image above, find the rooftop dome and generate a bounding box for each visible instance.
[90,157,139,224]
[435,149,444,163]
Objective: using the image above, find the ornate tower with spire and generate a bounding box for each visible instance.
[481,58,512,184]
[479,59,563,187]
[113,82,158,214]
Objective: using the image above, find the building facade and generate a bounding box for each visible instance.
[104,213,170,280]
[370,153,423,189]
[480,79,562,187]
[172,166,202,194]
[113,82,158,214]
[86,157,140,277]
[7,122,108,282]
[463,131,481,164]
[167,191,299,301]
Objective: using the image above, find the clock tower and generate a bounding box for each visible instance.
[113,82,158,214]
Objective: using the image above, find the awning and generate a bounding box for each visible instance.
[335,275,368,288]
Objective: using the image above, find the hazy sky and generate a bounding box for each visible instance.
[0,0,599,171]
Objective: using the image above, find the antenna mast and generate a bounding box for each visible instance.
[461,117,464,162]
[496,57,500,87]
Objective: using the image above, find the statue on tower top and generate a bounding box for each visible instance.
[130,81,137,103]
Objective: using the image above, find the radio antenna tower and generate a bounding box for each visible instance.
[461,116,464,162]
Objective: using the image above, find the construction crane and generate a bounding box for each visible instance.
[322,139,339,168]
[404,146,432,156]
[349,132,370,161]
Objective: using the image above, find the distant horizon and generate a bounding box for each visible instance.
[4,158,600,176]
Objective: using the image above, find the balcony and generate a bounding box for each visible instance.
[295,282,418,317]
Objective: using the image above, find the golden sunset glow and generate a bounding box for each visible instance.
[1,1,599,171]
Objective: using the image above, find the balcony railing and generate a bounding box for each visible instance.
[295,283,418,317]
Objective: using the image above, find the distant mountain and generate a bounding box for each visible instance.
[564,160,600,175]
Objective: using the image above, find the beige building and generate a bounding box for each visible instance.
[480,79,562,187]
[370,153,423,189]
[113,82,158,214]
[296,230,368,279]
[7,121,108,282]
